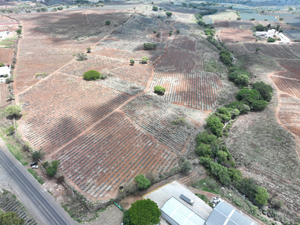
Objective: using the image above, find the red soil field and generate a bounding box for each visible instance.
[53,111,178,199]
[243,43,299,59]
[0,48,13,64]
[219,29,256,42]
[272,76,300,99]
[275,59,300,79]
[12,9,132,94]
[278,94,300,136]
[19,73,129,154]
[122,95,197,153]
[150,69,222,110]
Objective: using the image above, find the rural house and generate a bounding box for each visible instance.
[0,65,11,83]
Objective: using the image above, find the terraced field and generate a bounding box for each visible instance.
[53,111,178,199]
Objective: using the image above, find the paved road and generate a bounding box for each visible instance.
[0,146,76,225]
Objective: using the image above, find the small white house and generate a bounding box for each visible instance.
[0,65,11,83]
[278,33,290,44]
[0,31,9,39]
[256,29,277,38]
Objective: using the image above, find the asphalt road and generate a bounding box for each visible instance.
[0,148,75,225]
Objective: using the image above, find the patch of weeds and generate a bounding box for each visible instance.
[22,162,28,166]
[275,137,282,141]
[47,190,53,195]
[192,177,220,195]
[27,169,44,184]
[195,194,213,207]
[12,194,16,199]
[171,117,186,125]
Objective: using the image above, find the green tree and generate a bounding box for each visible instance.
[134,174,151,190]
[228,168,242,181]
[130,59,135,65]
[166,12,172,18]
[226,101,250,114]
[252,81,273,101]
[152,5,158,11]
[141,57,148,64]
[46,166,57,177]
[123,210,131,225]
[255,24,265,31]
[83,70,100,80]
[205,116,223,137]
[32,149,45,161]
[16,29,22,35]
[143,43,157,50]
[196,131,217,145]
[0,211,25,225]
[255,47,260,54]
[251,99,268,111]
[87,47,91,53]
[196,143,212,157]
[154,86,165,95]
[235,74,249,86]
[255,186,269,206]
[279,17,283,21]
[180,160,192,172]
[267,37,275,42]
[5,105,22,117]
[76,53,87,61]
[7,125,15,135]
[105,20,111,25]
[128,199,161,225]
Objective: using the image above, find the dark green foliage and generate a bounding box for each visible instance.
[255,24,265,31]
[234,178,258,200]
[250,18,255,21]
[215,107,231,123]
[7,125,15,135]
[128,199,161,225]
[228,168,242,181]
[252,81,273,101]
[105,20,110,25]
[196,131,217,145]
[169,30,173,36]
[0,211,25,225]
[154,86,165,95]
[267,37,275,42]
[5,105,22,117]
[204,28,215,36]
[141,57,148,64]
[180,160,192,172]
[83,70,100,80]
[205,116,223,137]
[16,29,22,35]
[130,59,134,65]
[196,143,212,157]
[0,62,4,67]
[153,30,157,33]
[226,101,250,114]
[123,210,131,225]
[46,160,60,177]
[176,30,180,34]
[32,149,45,161]
[134,174,151,190]
[219,49,232,67]
[236,88,261,101]
[255,187,269,206]
[152,5,158,11]
[166,12,172,18]
[228,67,250,86]
[143,43,157,50]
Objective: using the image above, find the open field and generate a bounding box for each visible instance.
[214,20,254,29]
[219,29,255,42]
[0,48,13,64]
[275,59,300,79]
[12,9,132,94]
[208,10,238,21]
[272,76,300,98]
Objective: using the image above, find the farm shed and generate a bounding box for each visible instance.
[0,31,9,39]
[205,201,257,225]
[161,197,205,225]
[0,65,10,83]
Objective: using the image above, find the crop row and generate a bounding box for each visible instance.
[0,83,9,103]
[276,59,300,79]
[272,76,300,99]
[20,73,129,153]
[126,14,159,29]
[149,69,222,110]
[278,94,300,136]
[171,35,196,51]
[53,111,178,198]
[122,96,196,153]
[243,43,299,59]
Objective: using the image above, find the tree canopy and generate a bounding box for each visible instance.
[255,186,269,206]
[166,12,172,18]
[134,174,151,190]
[128,199,161,225]
[83,70,100,80]
[5,105,22,117]
[0,212,25,225]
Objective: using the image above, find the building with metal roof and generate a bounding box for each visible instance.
[161,197,205,225]
[205,201,257,225]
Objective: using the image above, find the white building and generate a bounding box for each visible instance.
[256,29,277,38]
[0,31,9,39]
[0,65,11,83]
[278,33,290,44]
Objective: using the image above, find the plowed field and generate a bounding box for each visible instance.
[0,48,13,64]
[219,29,255,42]
[53,111,178,199]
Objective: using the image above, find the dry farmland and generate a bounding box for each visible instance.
[219,29,255,42]
[0,48,14,64]
[14,5,224,201]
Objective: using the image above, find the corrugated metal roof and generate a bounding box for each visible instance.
[205,201,256,225]
[161,197,205,225]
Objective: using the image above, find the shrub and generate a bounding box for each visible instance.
[5,78,13,84]
[83,70,100,80]
[252,81,273,101]
[215,107,231,123]
[152,5,158,11]
[105,20,110,25]
[22,142,30,152]
[123,210,131,225]
[87,47,91,53]
[7,125,15,135]
[166,12,172,18]
[255,24,265,31]
[271,199,283,209]
[153,29,157,33]
[130,59,134,65]
[141,57,148,64]
[0,212,25,225]
[255,186,269,206]
[46,166,57,177]
[16,29,22,35]
[32,149,45,161]
[134,174,151,190]
[5,105,22,117]
[267,37,275,42]
[57,176,65,183]
[196,143,212,157]
[154,86,165,95]
[0,62,4,67]
[76,53,87,61]
[250,18,255,21]
[169,30,173,36]
[128,199,161,225]
[6,95,15,101]
[176,30,180,34]
[180,160,192,172]
[205,116,223,137]
[143,43,157,50]
[226,101,250,114]
[236,88,261,102]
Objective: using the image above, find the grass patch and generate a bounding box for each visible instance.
[27,169,44,185]
[47,190,53,195]
[195,193,213,207]
[192,177,220,195]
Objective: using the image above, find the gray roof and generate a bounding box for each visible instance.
[205,201,256,225]
[161,197,205,225]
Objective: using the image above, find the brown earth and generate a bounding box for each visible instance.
[219,29,256,42]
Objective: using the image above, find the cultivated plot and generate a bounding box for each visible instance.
[19,73,129,154]
[219,29,256,42]
[0,48,14,64]
[53,111,178,199]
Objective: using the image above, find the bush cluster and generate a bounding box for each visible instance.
[195,9,217,27]
[267,37,276,42]
[45,160,60,177]
[134,174,151,190]
[143,43,157,50]
[219,49,233,67]
[154,86,165,95]
[83,70,100,80]
[228,67,250,86]
[152,5,158,11]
